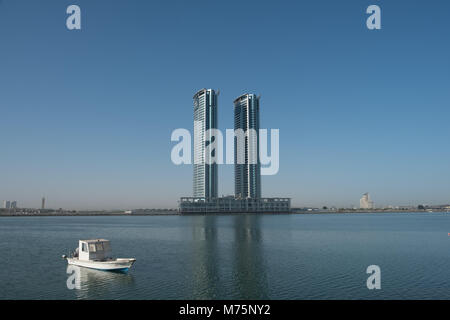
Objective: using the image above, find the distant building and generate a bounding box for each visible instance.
[10,201,17,209]
[41,197,46,209]
[3,200,11,209]
[360,193,374,209]
[193,89,219,199]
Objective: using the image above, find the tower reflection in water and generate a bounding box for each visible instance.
[232,215,269,299]
[67,265,135,300]
[191,215,221,299]
[190,215,268,299]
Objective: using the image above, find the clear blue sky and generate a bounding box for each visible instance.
[0,0,449,210]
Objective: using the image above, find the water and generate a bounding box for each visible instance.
[0,212,449,300]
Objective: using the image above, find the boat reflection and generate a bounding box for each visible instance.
[67,265,135,300]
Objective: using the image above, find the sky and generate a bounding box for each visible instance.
[0,0,449,210]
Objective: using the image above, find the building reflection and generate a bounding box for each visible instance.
[190,215,269,299]
[67,265,135,300]
[232,215,269,299]
[191,215,221,299]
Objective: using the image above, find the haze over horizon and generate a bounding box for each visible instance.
[1,0,449,210]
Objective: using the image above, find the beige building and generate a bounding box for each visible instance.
[360,193,374,209]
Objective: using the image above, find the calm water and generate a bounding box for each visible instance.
[0,213,449,300]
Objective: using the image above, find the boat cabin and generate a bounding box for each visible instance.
[78,239,112,261]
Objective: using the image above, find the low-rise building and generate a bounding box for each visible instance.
[179,196,291,214]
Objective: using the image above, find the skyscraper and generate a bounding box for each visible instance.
[234,93,261,199]
[179,89,290,214]
[193,89,218,199]
[41,197,46,209]
[2,200,11,209]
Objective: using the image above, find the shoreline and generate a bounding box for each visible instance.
[0,210,446,217]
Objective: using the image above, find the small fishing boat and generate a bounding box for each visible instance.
[62,239,136,272]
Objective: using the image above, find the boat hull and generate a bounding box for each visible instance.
[67,258,136,272]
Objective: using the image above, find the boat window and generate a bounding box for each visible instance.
[82,243,87,252]
[96,243,104,251]
[89,244,96,252]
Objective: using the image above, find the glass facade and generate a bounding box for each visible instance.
[234,94,261,199]
[193,89,218,199]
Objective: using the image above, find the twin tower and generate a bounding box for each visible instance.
[193,88,261,200]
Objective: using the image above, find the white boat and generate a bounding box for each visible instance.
[63,239,136,272]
